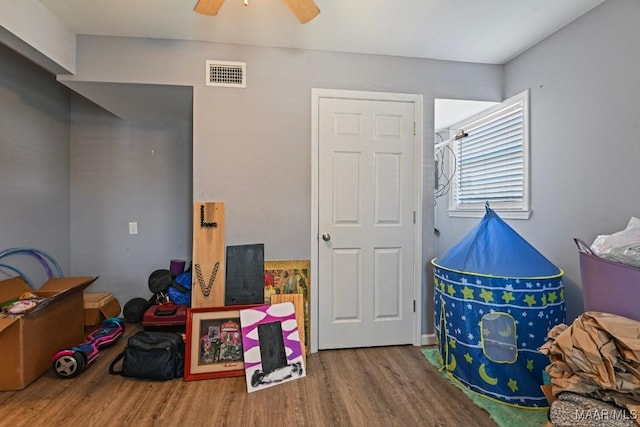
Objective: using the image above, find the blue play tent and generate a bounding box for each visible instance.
[432,206,565,408]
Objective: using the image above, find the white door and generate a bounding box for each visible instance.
[317,96,416,349]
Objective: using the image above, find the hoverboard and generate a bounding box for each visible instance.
[51,317,125,378]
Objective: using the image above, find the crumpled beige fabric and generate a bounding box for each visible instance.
[539,311,640,425]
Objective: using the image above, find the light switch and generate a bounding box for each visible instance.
[129,222,138,235]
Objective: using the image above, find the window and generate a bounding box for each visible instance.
[448,90,530,219]
[480,312,517,363]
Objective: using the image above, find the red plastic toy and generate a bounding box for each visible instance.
[142,302,187,332]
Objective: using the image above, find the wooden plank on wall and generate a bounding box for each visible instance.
[271,293,307,363]
[192,202,225,308]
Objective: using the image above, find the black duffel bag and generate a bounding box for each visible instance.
[109,331,184,380]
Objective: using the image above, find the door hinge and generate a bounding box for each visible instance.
[413,300,416,312]
[413,211,416,224]
[413,121,417,136]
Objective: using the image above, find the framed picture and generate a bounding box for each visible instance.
[184,305,261,381]
[240,302,306,393]
[264,260,310,355]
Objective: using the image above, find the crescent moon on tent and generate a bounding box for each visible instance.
[446,354,457,372]
[479,363,498,385]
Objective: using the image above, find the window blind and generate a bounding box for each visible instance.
[454,101,524,206]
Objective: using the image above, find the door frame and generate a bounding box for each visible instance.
[310,88,423,353]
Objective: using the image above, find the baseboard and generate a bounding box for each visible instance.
[421,333,437,346]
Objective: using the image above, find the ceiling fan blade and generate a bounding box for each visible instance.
[194,0,226,16]
[283,0,320,24]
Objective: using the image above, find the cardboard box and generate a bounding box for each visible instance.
[83,292,121,328]
[0,276,97,391]
[541,384,556,404]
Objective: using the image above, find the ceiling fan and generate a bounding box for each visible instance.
[194,0,320,24]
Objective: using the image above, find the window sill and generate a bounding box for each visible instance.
[447,209,532,220]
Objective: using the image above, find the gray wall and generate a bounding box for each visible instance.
[69,95,193,304]
[64,36,503,331]
[0,43,71,287]
[0,42,193,304]
[434,0,640,322]
[0,33,502,331]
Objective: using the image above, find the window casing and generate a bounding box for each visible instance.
[448,90,530,219]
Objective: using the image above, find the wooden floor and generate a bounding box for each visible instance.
[0,326,496,427]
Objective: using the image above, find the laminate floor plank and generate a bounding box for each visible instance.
[0,326,496,427]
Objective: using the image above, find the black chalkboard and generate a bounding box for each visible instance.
[224,243,264,305]
[257,321,287,374]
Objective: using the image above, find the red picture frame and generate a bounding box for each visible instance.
[184,304,262,381]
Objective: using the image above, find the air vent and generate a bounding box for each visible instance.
[206,60,246,88]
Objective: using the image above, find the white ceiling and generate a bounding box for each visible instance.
[39,0,606,65]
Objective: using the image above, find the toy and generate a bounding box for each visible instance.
[142,302,187,332]
[51,317,125,378]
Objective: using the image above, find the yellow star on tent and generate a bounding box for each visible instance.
[449,338,457,348]
[548,291,558,303]
[560,288,564,300]
[524,294,537,307]
[479,289,494,303]
[526,359,534,371]
[507,378,519,392]
[541,293,547,305]
[461,286,474,300]
[447,283,456,296]
[501,291,515,304]
[464,353,473,363]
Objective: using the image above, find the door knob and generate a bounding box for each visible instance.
[322,233,331,241]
